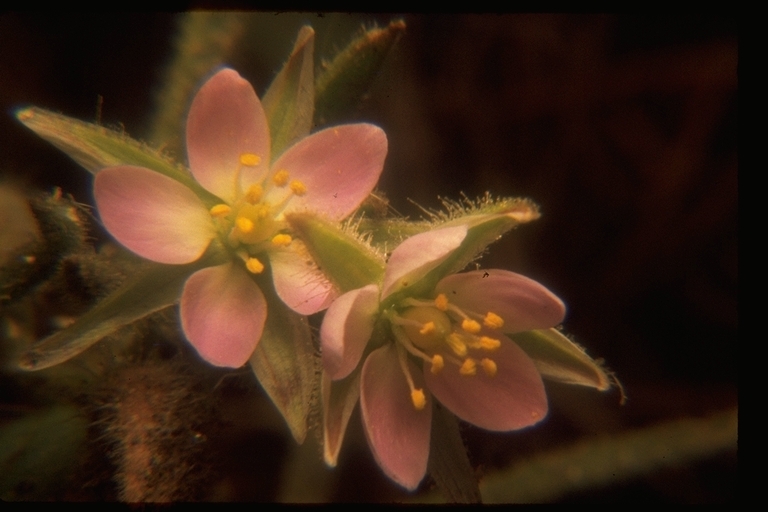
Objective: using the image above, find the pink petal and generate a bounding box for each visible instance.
[180,263,267,367]
[94,166,214,264]
[268,124,387,221]
[424,336,548,431]
[381,226,468,300]
[186,68,270,203]
[435,269,566,333]
[269,239,340,315]
[320,284,380,380]
[361,345,432,491]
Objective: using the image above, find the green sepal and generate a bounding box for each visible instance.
[314,20,406,126]
[15,107,220,207]
[262,26,316,161]
[286,213,386,293]
[17,246,228,371]
[510,328,612,391]
[249,278,318,444]
[321,368,361,467]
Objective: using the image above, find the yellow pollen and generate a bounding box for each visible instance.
[239,153,261,167]
[236,217,255,234]
[484,312,505,329]
[479,336,501,351]
[209,204,232,217]
[459,358,477,376]
[244,184,264,203]
[411,389,427,410]
[419,321,436,335]
[430,354,444,374]
[246,257,264,274]
[462,319,482,334]
[271,234,292,247]
[480,358,498,377]
[434,293,449,311]
[446,333,468,357]
[272,169,290,186]
[289,180,307,196]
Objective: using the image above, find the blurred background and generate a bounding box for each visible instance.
[0,13,736,502]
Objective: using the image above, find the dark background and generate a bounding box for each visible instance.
[0,13,737,502]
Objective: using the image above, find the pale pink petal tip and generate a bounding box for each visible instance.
[270,123,388,221]
[186,68,270,203]
[361,345,432,491]
[94,166,214,264]
[321,284,380,381]
[180,264,267,368]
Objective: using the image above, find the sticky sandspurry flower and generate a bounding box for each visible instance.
[320,226,565,490]
[94,68,387,368]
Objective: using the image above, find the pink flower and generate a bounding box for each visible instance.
[320,226,565,490]
[94,68,387,368]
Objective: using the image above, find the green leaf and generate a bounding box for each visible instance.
[249,280,318,444]
[286,212,386,293]
[321,368,361,467]
[15,107,220,207]
[427,402,481,504]
[315,20,406,126]
[262,25,316,160]
[510,328,612,391]
[17,254,222,371]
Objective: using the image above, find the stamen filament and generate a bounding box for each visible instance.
[395,343,427,411]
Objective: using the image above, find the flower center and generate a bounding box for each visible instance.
[387,293,506,410]
[208,153,308,274]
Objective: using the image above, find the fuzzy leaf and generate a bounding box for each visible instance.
[262,25,316,161]
[321,368,361,467]
[249,280,318,444]
[18,253,224,371]
[286,212,386,293]
[315,20,406,126]
[15,107,220,207]
[510,328,612,391]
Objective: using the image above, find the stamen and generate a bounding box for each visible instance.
[289,180,307,196]
[272,169,290,186]
[480,358,497,377]
[419,321,435,335]
[430,354,444,374]
[210,204,232,217]
[236,217,255,234]
[484,312,504,329]
[446,333,468,357]
[244,184,264,204]
[461,319,482,334]
[411,389,427,410]
[239,153,262,167]
[271,234,292,247]
[479,336,501,351]
[459,358,477,376]
[246,257,264,274]
[434,293,449,311]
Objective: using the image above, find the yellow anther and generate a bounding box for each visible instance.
[459,358,477,376]
[246,257,264,274]
[411,389,427,410]
[239,153,261,167]
[419,321,436,335]
[271,234,292,247]
[446,333,468,357]
[209,204,232,217]
[289,180,307,196]
[483,312,505,329]
[434,293,449,311]
[272,169,290,186]
[479,336,501,351]
[235,217,255,234]
[430,354,444,374]
[480,358,497,377]
[244,184,264,204]
[462,318,482,334]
